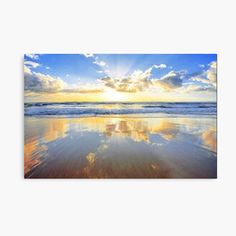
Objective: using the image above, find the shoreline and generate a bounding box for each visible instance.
[24,113,217,119]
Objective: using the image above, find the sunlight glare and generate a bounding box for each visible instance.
[103,89,126,102]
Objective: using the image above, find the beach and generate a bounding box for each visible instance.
[24,105,217,178]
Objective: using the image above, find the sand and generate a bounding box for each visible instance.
[24,115,217,178]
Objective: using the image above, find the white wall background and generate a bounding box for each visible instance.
[0,0,235,235]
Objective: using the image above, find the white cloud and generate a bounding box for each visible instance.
[24,60,40,68]
[207,61,217,85]
[153,64,167,69]
[191,77,211,85]
[100,70,151,93]
[61,88,103,94]
[24,67,65,93]
[93,59,107,67]
[24,66,103,94]
[182,61,217,93]
[143,64,167,75]
[190,61,217,87]
[100,66,175,93]
[25,54,39,60]
[83,53,94,58]
[83,54,108,71]
[184,84,216,93]
[152,71,183,91]
[24,65,31,75]
[100,64,215,94]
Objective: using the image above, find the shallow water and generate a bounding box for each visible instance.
[24,115,217,178]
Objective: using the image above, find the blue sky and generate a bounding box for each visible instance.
[25,54,216,82]
[24,54,217,102]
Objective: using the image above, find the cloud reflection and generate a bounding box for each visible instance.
[202,128,217,152]
[24,118,69,176]
[24,115,217,178]
[77,116,178,143]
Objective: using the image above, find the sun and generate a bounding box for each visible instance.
[103,89,126,102]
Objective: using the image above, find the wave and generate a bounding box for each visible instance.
[24,102,217,116]
[143,105,170,108]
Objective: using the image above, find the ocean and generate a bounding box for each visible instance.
[24,102,216,117]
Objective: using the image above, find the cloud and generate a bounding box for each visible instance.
[184,84,216,93]
[83,53,108,68]
[83,54,109,74]
[25,54,39,60]
[83,53,94,58]
[100,77,116,89]
[62,88,103,94]
[153,64,167,69]
[100,63,216,94]
[88,56,166,80]
[93,59,107,67]
[190,61,217,87]
[24,65,31,74]
[100,68,152,93]
[191,77,211,85]
[100,64,184,93]
[24,66,65,93]
[116,76,150,93]
[24,66,103,94]
[207,61,217,85]
[183,62,217,93]
[24,60,40,68]
[140,64,167,76]
[152,71,183,91]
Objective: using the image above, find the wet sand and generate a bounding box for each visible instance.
[24,115,217,178]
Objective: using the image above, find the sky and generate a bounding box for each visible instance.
[24,54,217,102]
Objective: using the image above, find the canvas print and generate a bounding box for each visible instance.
[24,54,217,178]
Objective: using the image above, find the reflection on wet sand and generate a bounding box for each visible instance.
[24,118,69,175]
[24,139,47,174]
[77,117,178,143]
[202,128,217,152]
[24,115,217,178]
